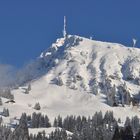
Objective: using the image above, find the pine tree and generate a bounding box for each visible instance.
[12,113,29,140]
[0,117,2,125]
[27,84,31,91]
[56,77,63,86]
[57,115,63,128]
[36,132,43,140]
[118,118,121,123]
[53,118,58,127]
[135,130,140,140]
[31,112,37,128]
[125,117,131,127]
[2,108,9,117]
[39,115,45,128]
[1,88,14,100]
[131,116,140,134]
[123,125,133,140]
[24,88,29,94]
[34,102,41,110]
[0,98,2,106]
[112,126,121,140]
[44,115,51,128]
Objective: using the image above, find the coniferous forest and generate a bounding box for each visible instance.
[0,111,140,140]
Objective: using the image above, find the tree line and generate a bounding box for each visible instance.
[0,111,140,139]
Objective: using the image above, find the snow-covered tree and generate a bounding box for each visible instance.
[24,84,31,94]
[125,117,131,127]
[27,84,31,91]
[107,85,117,106]
[92,79,99,95]
[0,98,2,106]
[2,108,9,117]
[112,126,121,140]
[118,83,131,106]
[57,115,63,128]
[0,88,14,100]
[24,88,29,94]
[131,116,140,134]
[12,113,29,140]
[104,77,112,95]
[44,115,51,128]
[56,76,63,86]
[53,118,58,127]
[34,102,41,110]
[30,113,51,128]
[135,130,140,140]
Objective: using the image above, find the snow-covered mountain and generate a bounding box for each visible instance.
[1,35,140,126]
[37,34,140,105]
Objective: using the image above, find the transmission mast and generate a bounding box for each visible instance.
[132,38,137,48]
[63,16,67,38]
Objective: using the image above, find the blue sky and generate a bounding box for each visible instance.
[0,0,140,67]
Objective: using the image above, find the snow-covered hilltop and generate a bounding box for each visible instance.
[38,35,140,105]
[1,35,140,126]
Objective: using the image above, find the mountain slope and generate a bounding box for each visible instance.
[1,35,140,125]
[39,35,140,97]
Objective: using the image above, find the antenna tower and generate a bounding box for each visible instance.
[63,16,67,38]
